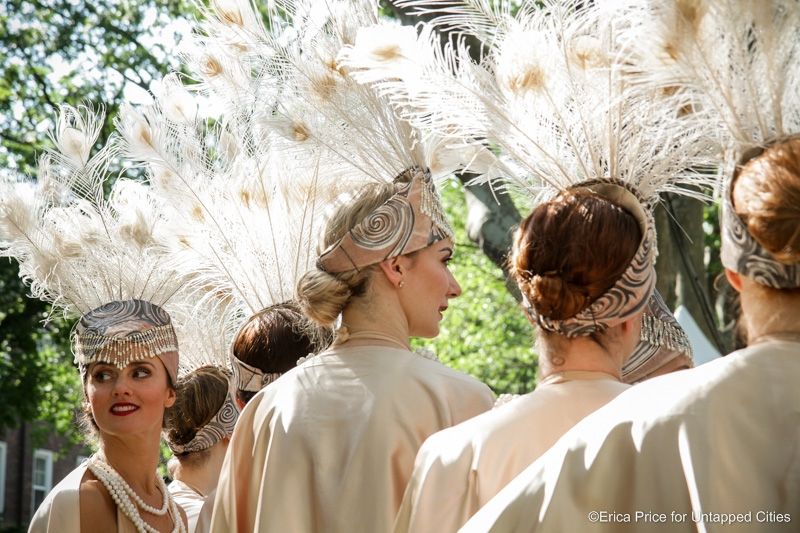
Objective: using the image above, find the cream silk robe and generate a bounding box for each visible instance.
[210,345,495,533]
[394,371,630,533]
[462,338,800,533]
[29,463,139,533]
[193,490,215,533]
[168,479,204,533]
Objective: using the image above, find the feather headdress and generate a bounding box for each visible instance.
[342,0,715,202]
[612,0,800,288]
[0,104,241,450]
[340,1,713,337]
[0,106,198,381]
[112,1,412,391]
[140,0,480,283]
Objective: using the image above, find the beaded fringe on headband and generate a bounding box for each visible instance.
[73,299,180,385]
[639,313,692,355]
[622,291,693,384]
[74,324,179,370]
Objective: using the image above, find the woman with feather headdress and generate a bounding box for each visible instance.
[337,1,706,531]
[455,1,800,530]
[1,106,188,533]
[195,1,495,532]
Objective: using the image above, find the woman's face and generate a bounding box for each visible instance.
[86,355,176,440]
[399,238,462,338]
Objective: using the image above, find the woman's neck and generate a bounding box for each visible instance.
[99,431,162,497]
[740,283,800,343]
[339,300,411,350]
[538,335,623,381]
[171,442,227,496]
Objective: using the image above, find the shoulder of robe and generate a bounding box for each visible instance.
[79,477,117,532]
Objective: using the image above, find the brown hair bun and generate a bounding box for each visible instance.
[734,138,800,264]
[512,189,642,321]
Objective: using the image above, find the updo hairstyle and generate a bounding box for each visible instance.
[165,365,229,463]
[296,174,412,327]
[511,189,642,321]
[733,137,800,265]
[232,301,333,403]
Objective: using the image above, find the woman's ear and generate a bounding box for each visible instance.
[377,255,409,289]
[725,268,743,292]
[164,387,177,409]
[619,318,633,334]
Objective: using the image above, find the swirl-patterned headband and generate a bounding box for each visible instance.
[720,144,800,289]
[317,167,454,273]
[74,299,179,385]
[621,290,693,384]
[525,181,657,337]
[168,392,240,455]
[231,356,284,393]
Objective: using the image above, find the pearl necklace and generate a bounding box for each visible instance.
[87,457,186,533]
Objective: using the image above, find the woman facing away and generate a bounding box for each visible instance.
[190,303,332,533]
[165,366,236,533]
[29,300,187,533]
[462,141,800,533]
[395,187,658,533]
[229,301,333,409]
[458,1,800,529]
[210,169,495,533]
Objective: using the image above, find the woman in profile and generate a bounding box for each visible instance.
[211,169,495,533]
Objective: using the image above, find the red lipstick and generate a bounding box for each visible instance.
[110,403,139,416]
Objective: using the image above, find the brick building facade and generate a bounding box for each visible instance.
[0,422,90,531]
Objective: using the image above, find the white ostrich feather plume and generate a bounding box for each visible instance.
[187,0,480,184]
[108,0,381,347]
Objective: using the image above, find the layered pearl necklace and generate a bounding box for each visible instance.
[87,456,186,533]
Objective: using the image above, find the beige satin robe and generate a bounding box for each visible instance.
[28,462,139,533]
[210,345,494,533]
[394,371,630,533]
[463,338,800,533]
[193,490,215,533]
[168,479,203,533]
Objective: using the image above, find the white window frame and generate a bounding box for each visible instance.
[31,449,54,513]
[0,441,6,515]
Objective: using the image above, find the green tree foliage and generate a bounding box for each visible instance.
[414,181,538,395]
[0,0,197,176]
[0,0,195,444]
[0,259,81,441]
